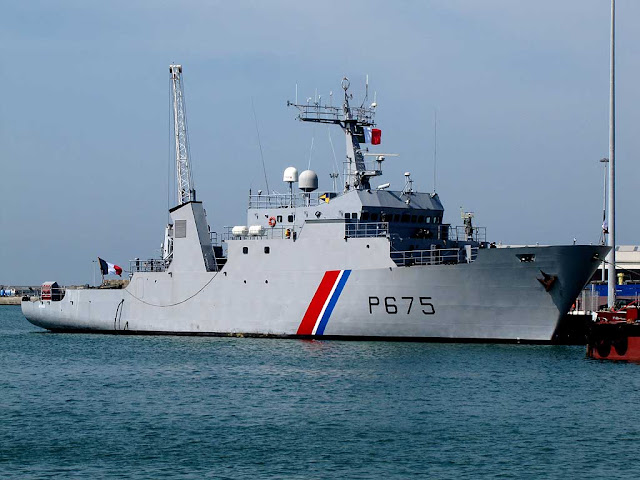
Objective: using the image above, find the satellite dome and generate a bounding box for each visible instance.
[298,170,318,192]
[283,167,299,183]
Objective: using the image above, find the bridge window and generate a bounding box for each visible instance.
[401,214,410,223]
[418,215,424,223]
[411,215,417,223]
[394,214,400,222]
[371,213,378,221]
[361,212,370,221]
[426,217,431,223]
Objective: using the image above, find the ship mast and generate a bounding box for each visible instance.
[170,64,196,205]
[288,77,379,191]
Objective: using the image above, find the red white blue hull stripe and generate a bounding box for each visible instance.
[297,270,351,336]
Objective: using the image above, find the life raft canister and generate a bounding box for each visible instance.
[268,217,276,227]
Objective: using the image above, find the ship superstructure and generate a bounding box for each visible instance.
[22,70,608,342]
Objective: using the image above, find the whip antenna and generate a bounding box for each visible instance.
[251,98,270,193]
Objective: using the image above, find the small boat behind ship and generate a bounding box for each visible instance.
[587,302,640,361]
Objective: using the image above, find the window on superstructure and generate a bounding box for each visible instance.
[264,246,270,254]
[277,215,282,223]
[345,213,351,219]
[418,215,424,223]
[426,217,431,223]
[243,247,248,254]
[352,213,358,219]
[371,213,378,222]
[288,215,294,222]
[401,214,410,223]
[394,214,400,222]
[411,215,417,223]
[361,212,370,221]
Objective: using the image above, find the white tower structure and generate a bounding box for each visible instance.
[607,1,616,307]
[170,65,196,205]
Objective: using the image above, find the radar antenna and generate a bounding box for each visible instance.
[461,208,475,241]
[170,65,196,205]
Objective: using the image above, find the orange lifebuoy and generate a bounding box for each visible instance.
[268,216,276,227]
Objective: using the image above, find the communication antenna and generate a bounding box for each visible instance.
[308,130,315,170]
[433,109,438,194]
[251,98,270,193]
[330,172,339,192]
[361,74,369,108]
[328,127,342,188]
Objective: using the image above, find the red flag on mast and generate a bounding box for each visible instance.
[371,128,381,145]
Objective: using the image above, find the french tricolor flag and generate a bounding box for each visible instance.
[364,127,381,145]
[98,257,122,276]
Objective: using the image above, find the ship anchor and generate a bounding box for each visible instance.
[537,270,557,292]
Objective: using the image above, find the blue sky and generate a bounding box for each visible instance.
[1,0,639,285]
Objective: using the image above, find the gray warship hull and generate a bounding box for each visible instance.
[22,207,607,342]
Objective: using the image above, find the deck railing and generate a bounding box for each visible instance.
[345,221,389,238]
[451,226,487,243]
[248,192,334,209]
[391,247,478,267]
[130,258,167,272]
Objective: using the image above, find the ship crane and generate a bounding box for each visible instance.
[163,65,196,262]
[170,64,196,205]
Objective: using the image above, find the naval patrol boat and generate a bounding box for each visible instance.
[22,67,608,342]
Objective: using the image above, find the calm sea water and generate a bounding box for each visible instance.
[2,305,640,479]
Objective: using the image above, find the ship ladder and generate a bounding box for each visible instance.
[113,299,127,331]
